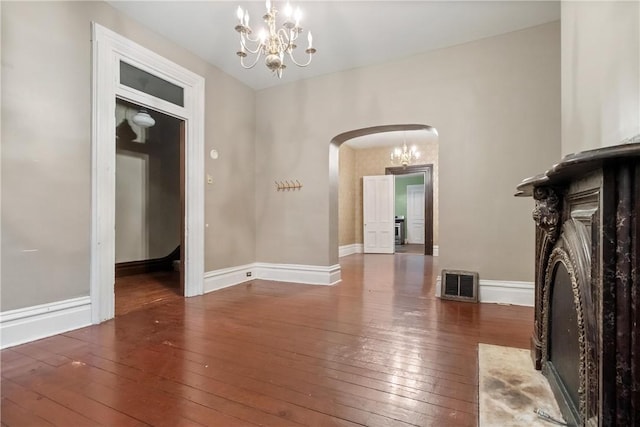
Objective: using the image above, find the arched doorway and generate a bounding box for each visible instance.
[329,124,438,261]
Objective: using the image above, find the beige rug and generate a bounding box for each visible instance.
[479,343,566,426]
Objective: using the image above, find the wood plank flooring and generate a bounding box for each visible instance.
[115,271,182,317]
[1,253,533,426]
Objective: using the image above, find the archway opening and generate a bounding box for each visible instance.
[329,124,439,262]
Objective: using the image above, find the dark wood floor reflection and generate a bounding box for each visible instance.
[1,254,533,426]
[115,271,181,317]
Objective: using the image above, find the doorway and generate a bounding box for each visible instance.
[392,172,426,254]
[386,165,434,255]
[91,23,205,323]
[113,100,185,315]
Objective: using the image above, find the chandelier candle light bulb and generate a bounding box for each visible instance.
[236,6,243,23]
[295,7,301,27]
[234,0,316,78]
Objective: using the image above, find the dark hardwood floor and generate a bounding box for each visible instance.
[115,271,182,317]
[1,253,533,426]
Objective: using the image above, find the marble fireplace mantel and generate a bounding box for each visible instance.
[516,141,640,426]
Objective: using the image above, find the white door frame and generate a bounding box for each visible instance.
[91,23,205,323]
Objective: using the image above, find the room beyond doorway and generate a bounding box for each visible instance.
[114,100,185,311]
[395,244,425,254]
[386,164,434,256]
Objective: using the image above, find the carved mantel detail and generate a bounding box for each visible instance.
[532,186,561,243]
[529,186,562,370]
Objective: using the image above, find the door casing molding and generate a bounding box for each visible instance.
[91,23,205,323]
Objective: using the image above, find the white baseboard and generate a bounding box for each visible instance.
[204,262,343,291]
[339,243,363,258]
[435,277,534,307]
[255,263,341,286]
[204,263,254,293]
[478,280,534,306]
[432,245,439,256]
[0,296,92,349]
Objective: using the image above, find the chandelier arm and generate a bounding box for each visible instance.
[241,41,264,55]
[244,32,261,43]
[239,52,263,69]
[240,34,263,55]
[286,50,314,67]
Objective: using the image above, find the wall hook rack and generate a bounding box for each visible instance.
[275,180,303,191]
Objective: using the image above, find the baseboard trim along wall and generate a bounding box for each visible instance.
[0,296,92,349]
[204,263,255,293]
[432,245,439,256]
[204,262,343,294]
[254,263,342,286]
[435,277,534,307]
[339,244,363,257]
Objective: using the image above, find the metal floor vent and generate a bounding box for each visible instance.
[441,270,479,303]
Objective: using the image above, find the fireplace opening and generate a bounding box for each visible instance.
[548,261,580,420]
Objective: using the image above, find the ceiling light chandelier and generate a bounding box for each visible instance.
[234,0,316,78]
[390,134,421,167]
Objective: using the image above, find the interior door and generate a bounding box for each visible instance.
[406,184,425,244]
[363,175,395,254]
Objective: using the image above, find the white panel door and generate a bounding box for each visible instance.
[363,175,395,254]
[406,184,425,244]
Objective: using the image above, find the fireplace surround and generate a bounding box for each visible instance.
[516,142,639,426]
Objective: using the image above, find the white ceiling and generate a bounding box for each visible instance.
[108,1,560,91]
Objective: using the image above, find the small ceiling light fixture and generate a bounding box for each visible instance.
[132,109,155,128]
[234,0,316,78]
[390,133,421,167]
